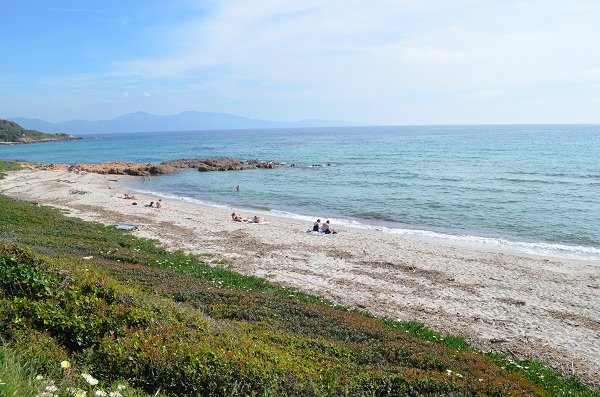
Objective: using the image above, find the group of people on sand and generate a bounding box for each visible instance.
[312,219,336,234]
[145,199,162,208]
[231,212,266,224]
[122,193,162,208]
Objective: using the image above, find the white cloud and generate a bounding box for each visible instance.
[13,0,600,123]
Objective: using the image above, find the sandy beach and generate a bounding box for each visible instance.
[1,169,599,386]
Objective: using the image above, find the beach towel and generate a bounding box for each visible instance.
[306,230,337,234]
[114,224,139,231]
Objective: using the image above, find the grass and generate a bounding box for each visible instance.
[0,159,24,179]
[0,343,165,397]
[0,191,598,396]
[0,345,40,397]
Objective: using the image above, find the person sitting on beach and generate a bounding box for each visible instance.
[155,199,162,208]
[313,219,321,232]
[231,212,245,222]
[321,220,336,234]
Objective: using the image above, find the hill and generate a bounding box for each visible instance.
[0,119,77,144]
[10,111,358,134]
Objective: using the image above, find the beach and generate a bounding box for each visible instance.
[1,169,599,386]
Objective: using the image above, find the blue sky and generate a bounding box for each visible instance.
[2,0,600,124]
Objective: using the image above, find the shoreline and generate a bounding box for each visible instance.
[1,169,599,386]
[0,137,80,146]
[127,184,600,264]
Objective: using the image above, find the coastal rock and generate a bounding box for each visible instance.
[77,162,178,176]
[37,158,279,176]
[162,158,280,172]
[246,159,279,169]
[39,162,177,176]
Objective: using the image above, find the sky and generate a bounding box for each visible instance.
[1,0,600,125]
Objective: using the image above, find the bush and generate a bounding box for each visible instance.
[0,245,153,350]
[0,244,56,299]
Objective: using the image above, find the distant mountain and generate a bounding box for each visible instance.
[0,119,77,144]
[10,112,357,134]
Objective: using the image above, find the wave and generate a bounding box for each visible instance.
[494,177,569,185]
[386,230,600,262]
[127,188,231,209]
[126,189,600,263]
[266,210,600,262]
[511,171,600,179]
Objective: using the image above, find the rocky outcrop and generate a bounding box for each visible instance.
[40,162,178,176]
[162,158,280,172]
[79,162,178,176]
[38,158,280,176]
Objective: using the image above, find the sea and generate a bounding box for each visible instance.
[2,124,600,262]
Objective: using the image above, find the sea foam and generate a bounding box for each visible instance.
[127,185,600,262]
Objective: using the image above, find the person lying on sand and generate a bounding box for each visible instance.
[251,215,266,224]
[122,193,137,200]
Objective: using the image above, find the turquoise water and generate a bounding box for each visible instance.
[2,124,600,261]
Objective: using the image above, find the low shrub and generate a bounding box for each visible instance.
[1,245,154,350]
[0,243,550,396]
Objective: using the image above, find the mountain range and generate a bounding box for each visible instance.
[10,111,356,134]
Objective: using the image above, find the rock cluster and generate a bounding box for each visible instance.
[38,158,280,176]
[40,162,177,176]
[162,157,280,172]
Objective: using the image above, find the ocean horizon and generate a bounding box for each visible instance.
[2,124,599,261]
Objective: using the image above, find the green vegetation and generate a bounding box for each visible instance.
[0,119,76,143]
[0,159,24,179]
[1,193,598,396]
